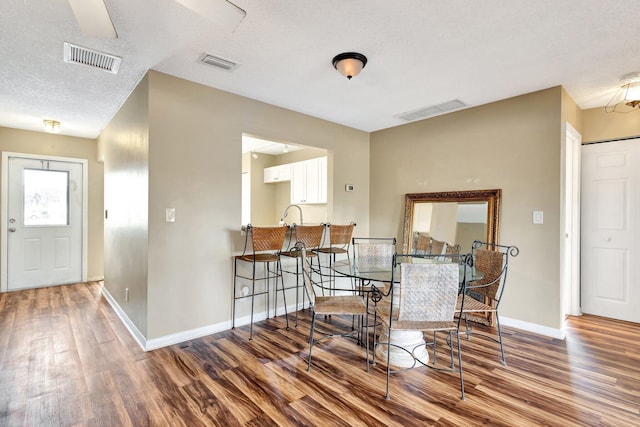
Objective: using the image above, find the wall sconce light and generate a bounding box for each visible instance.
[332,52,367,80]
[43,119,61,133]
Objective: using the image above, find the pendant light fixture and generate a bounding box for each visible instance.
[605,72,640,113]
[332,52,367,80]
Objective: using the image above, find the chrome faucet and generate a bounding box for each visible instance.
[283,204,303,225]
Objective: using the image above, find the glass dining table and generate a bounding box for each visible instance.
[330,255,479,368]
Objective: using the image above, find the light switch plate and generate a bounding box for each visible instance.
[533,210,544,225]
[166,208,176,222]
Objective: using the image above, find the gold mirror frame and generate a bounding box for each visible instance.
[402,189,501,253]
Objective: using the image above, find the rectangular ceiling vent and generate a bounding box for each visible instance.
[63,42,121,74]
[199,53,239,71]
[394,99,467,122]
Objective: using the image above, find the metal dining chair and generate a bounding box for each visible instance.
[297,242,369,372]
[351,237,396,344]
[372,253,468,400]
[456,240,519,365]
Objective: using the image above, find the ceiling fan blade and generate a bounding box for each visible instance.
[175,0,247,32]
[68,0,118,39]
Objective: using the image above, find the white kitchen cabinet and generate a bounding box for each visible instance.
[291,156,327,204]
[263,164,291,183]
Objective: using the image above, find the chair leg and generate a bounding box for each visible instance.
[232,259,238,329]
[364,312,370,373]
[294,257,300,328]
[432,331,437,365]
[249,280,256,341]
[372,311,378,366]
[277,258,289,330]
[307,313,316,371]
[496,313,506,366]
[385,327,392,400]
[455,330,465,400]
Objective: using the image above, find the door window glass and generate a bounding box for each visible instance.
[23,169,69,226]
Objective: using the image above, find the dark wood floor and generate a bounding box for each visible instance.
[1,282,639,426]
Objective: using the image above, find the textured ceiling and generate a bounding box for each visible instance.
[2,0,640,139]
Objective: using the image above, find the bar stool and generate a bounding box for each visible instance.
[280,224,325,326]
[233,224,289,340]
[314,222,356,293]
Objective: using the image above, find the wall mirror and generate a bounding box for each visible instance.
[402,189,501,253]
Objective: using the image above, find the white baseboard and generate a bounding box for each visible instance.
[100,285,148,351]
[500,316,566,339]
[145,321,232,351]
[101,286,304,351]
[87,275,104,282]
[101,284,566,351]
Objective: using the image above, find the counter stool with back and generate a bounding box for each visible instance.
[279,224,326,326]
[233,224,289,340]
[314,222,356,294]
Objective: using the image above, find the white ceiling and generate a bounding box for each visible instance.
[3,0,640,140]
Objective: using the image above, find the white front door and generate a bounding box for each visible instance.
[581,139,640,323]
[4,155,84,291]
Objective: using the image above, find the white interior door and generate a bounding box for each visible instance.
[581,139,640,323]
[5,156,84,290]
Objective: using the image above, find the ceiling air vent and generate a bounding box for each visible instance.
[394,99,467,122]
[199,53,239,71]
[63,42,121,74]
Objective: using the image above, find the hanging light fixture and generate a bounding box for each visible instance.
[332,52,367,80]
[605,72,640,113]
[622,82,640,108]
[43,119,61,133]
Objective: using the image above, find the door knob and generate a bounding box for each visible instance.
[8,227,16,232]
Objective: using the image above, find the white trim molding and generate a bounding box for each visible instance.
[101,285,147,351]
[501,316,566,340]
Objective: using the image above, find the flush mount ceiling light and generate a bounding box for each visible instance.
[606,72,640,113]
[43,120,60,133]
[332,52,367,80]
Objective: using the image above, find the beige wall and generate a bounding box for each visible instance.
[581,106,640,142]
[0,127,104,281]
[249,152,277,225]
[370,87,564,329]
[98,75,150,336]
[101,70,369,340]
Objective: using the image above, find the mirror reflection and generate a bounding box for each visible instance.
[411,202,488,254]
[402,190,501,254]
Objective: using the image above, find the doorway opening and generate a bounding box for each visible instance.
[241,134,330,227]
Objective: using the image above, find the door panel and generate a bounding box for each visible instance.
[7,156,83,290]
[581,140,639,322]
